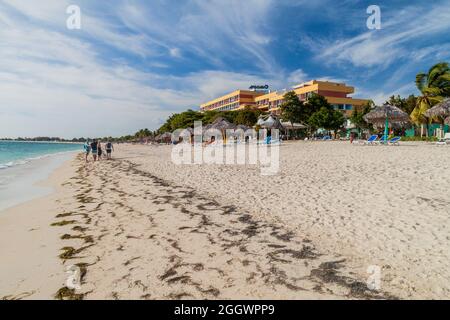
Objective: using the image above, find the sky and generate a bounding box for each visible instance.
[0,0,449,138]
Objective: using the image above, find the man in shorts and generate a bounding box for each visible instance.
[90,139,98,162]
[105,141,114,160]
[83,140,91,162]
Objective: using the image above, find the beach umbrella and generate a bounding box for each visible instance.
[256,115,267,127]
[425,98,450,119]
[425,98,450,137]
[157,132,172,143]
[209,117,237,131]
[185,127,194,134]
[207,117,236,142]
[236,124,251,131]
[280,121,306,130]
[260,114,284,130]
[364,104,410,140]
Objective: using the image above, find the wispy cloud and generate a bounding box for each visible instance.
[305,3,450,68]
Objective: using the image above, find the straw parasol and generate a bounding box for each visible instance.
[236,124,251,131]
[424,99,450,138]
[364,104,410,139]
[280,121,306,130]
[157,132,172,143]
[425,98,450,119]
[256,115,266,127]
[260,114,284,130]
[209,117,237,131]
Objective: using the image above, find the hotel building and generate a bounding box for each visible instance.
[200,90,266,112]
[200,80,369,117]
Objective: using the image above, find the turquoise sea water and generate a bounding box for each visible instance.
[0,141,82,169]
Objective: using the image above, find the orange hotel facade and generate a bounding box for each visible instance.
[200,80,369,117]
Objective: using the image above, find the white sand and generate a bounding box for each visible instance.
[120,141,450,299]
[1,141,449,299]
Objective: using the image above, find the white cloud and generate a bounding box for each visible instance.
[169,48,182,58]
[287,69,308,86]
[307,4,450,68]
[0,0,288,138]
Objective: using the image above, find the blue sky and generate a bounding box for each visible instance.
[0,0,449,138]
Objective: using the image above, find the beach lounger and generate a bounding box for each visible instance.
[445,133,450,145]
[435,133,450,146]
[375,135,388,145]
[387,137,401,145]
[361,135,379,145]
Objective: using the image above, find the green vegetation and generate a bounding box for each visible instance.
[156,107,263,133]
[349,100,374,135]
[385,95,417,115]
[399,136,438,142]
[411,62,450,136]
[280,92,346,135]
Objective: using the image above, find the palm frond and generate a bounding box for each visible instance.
[415,73,427,92]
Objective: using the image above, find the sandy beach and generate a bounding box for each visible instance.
[1,141,449,300]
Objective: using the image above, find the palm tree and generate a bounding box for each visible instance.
[411,62,450,137]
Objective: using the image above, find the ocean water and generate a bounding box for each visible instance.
[0,141,82,169]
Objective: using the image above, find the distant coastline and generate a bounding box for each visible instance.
[0,139,84,144]
[0,138,86,143]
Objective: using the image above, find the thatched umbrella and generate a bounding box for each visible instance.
[206,117,236,142]
[236,124,251,131]
[425,98,450,138]
[179,127,194,143]
[425,98,450,120]
[280,121,306,130]
[364,104,410,139]
[209,117,237,131]
[260,114,284,130]
[256,115,266,127]
[157,132,172,143]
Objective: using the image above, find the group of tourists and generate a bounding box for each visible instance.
[83,139,114,162]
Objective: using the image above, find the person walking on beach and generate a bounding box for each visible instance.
[90,139,98,162]
[83,140,91,162]
[98,141,103,161]
[105,141,114,160]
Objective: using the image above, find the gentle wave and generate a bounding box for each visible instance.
[0,150,80,170]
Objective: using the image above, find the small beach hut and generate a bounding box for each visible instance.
[425,98,450,138]
[363,104,410,140]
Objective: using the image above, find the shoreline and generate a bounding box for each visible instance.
[0,152,78,212]
[0,154,78,299]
